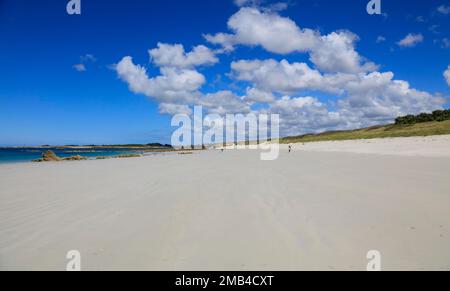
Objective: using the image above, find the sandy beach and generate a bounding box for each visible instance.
[1,136,450,271]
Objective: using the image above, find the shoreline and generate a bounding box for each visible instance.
[0,147,178,165]
[2,134,450,165]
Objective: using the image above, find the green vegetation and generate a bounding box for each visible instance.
[281,119,450,144]
[395,110,450,125]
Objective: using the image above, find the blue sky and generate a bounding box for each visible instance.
[0,0,449,146]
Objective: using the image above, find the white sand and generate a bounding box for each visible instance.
[1,136,450,271]
[284,135,450,157]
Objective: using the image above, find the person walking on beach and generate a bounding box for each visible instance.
[289,145,292,153]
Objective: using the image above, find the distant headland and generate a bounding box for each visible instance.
[0,143,173,150]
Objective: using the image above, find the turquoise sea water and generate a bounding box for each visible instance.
[0,148,146,164]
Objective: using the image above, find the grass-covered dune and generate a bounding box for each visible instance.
[281,119,450,144]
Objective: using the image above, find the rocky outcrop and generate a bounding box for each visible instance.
[32,150,60,162]
[31,150,144,163]
[62,155,87,161]
[96,156,112,160]
[32,151,86,162]
[116,154,142,159]
[42,150,62,162]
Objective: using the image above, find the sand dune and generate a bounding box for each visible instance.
[1,136,450,271]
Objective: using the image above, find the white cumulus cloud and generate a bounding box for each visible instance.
[158,103,193,115]
[200,91,250,115]
[339,72,445,123]
[231,58,357,94]
[244,87,276,103]
[115,6,446,137]
[437,5,450,15]
[267,96,348,135]
[115,56,205,107]
[444,66,450,86]
[397,33,424,48]
[205,7,377,73]
[73,64,86,72]
[149,43,218,69]
[115,57,249,115]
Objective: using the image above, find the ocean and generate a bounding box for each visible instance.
[0,148,149,164]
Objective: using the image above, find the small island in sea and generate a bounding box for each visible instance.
[7,143,173,150]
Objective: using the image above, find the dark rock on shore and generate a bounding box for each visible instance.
[116,154,142,159]
[33,150,63,162]
[32,150,86,162]
[62,155,87,161]
[43,150,62,161]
